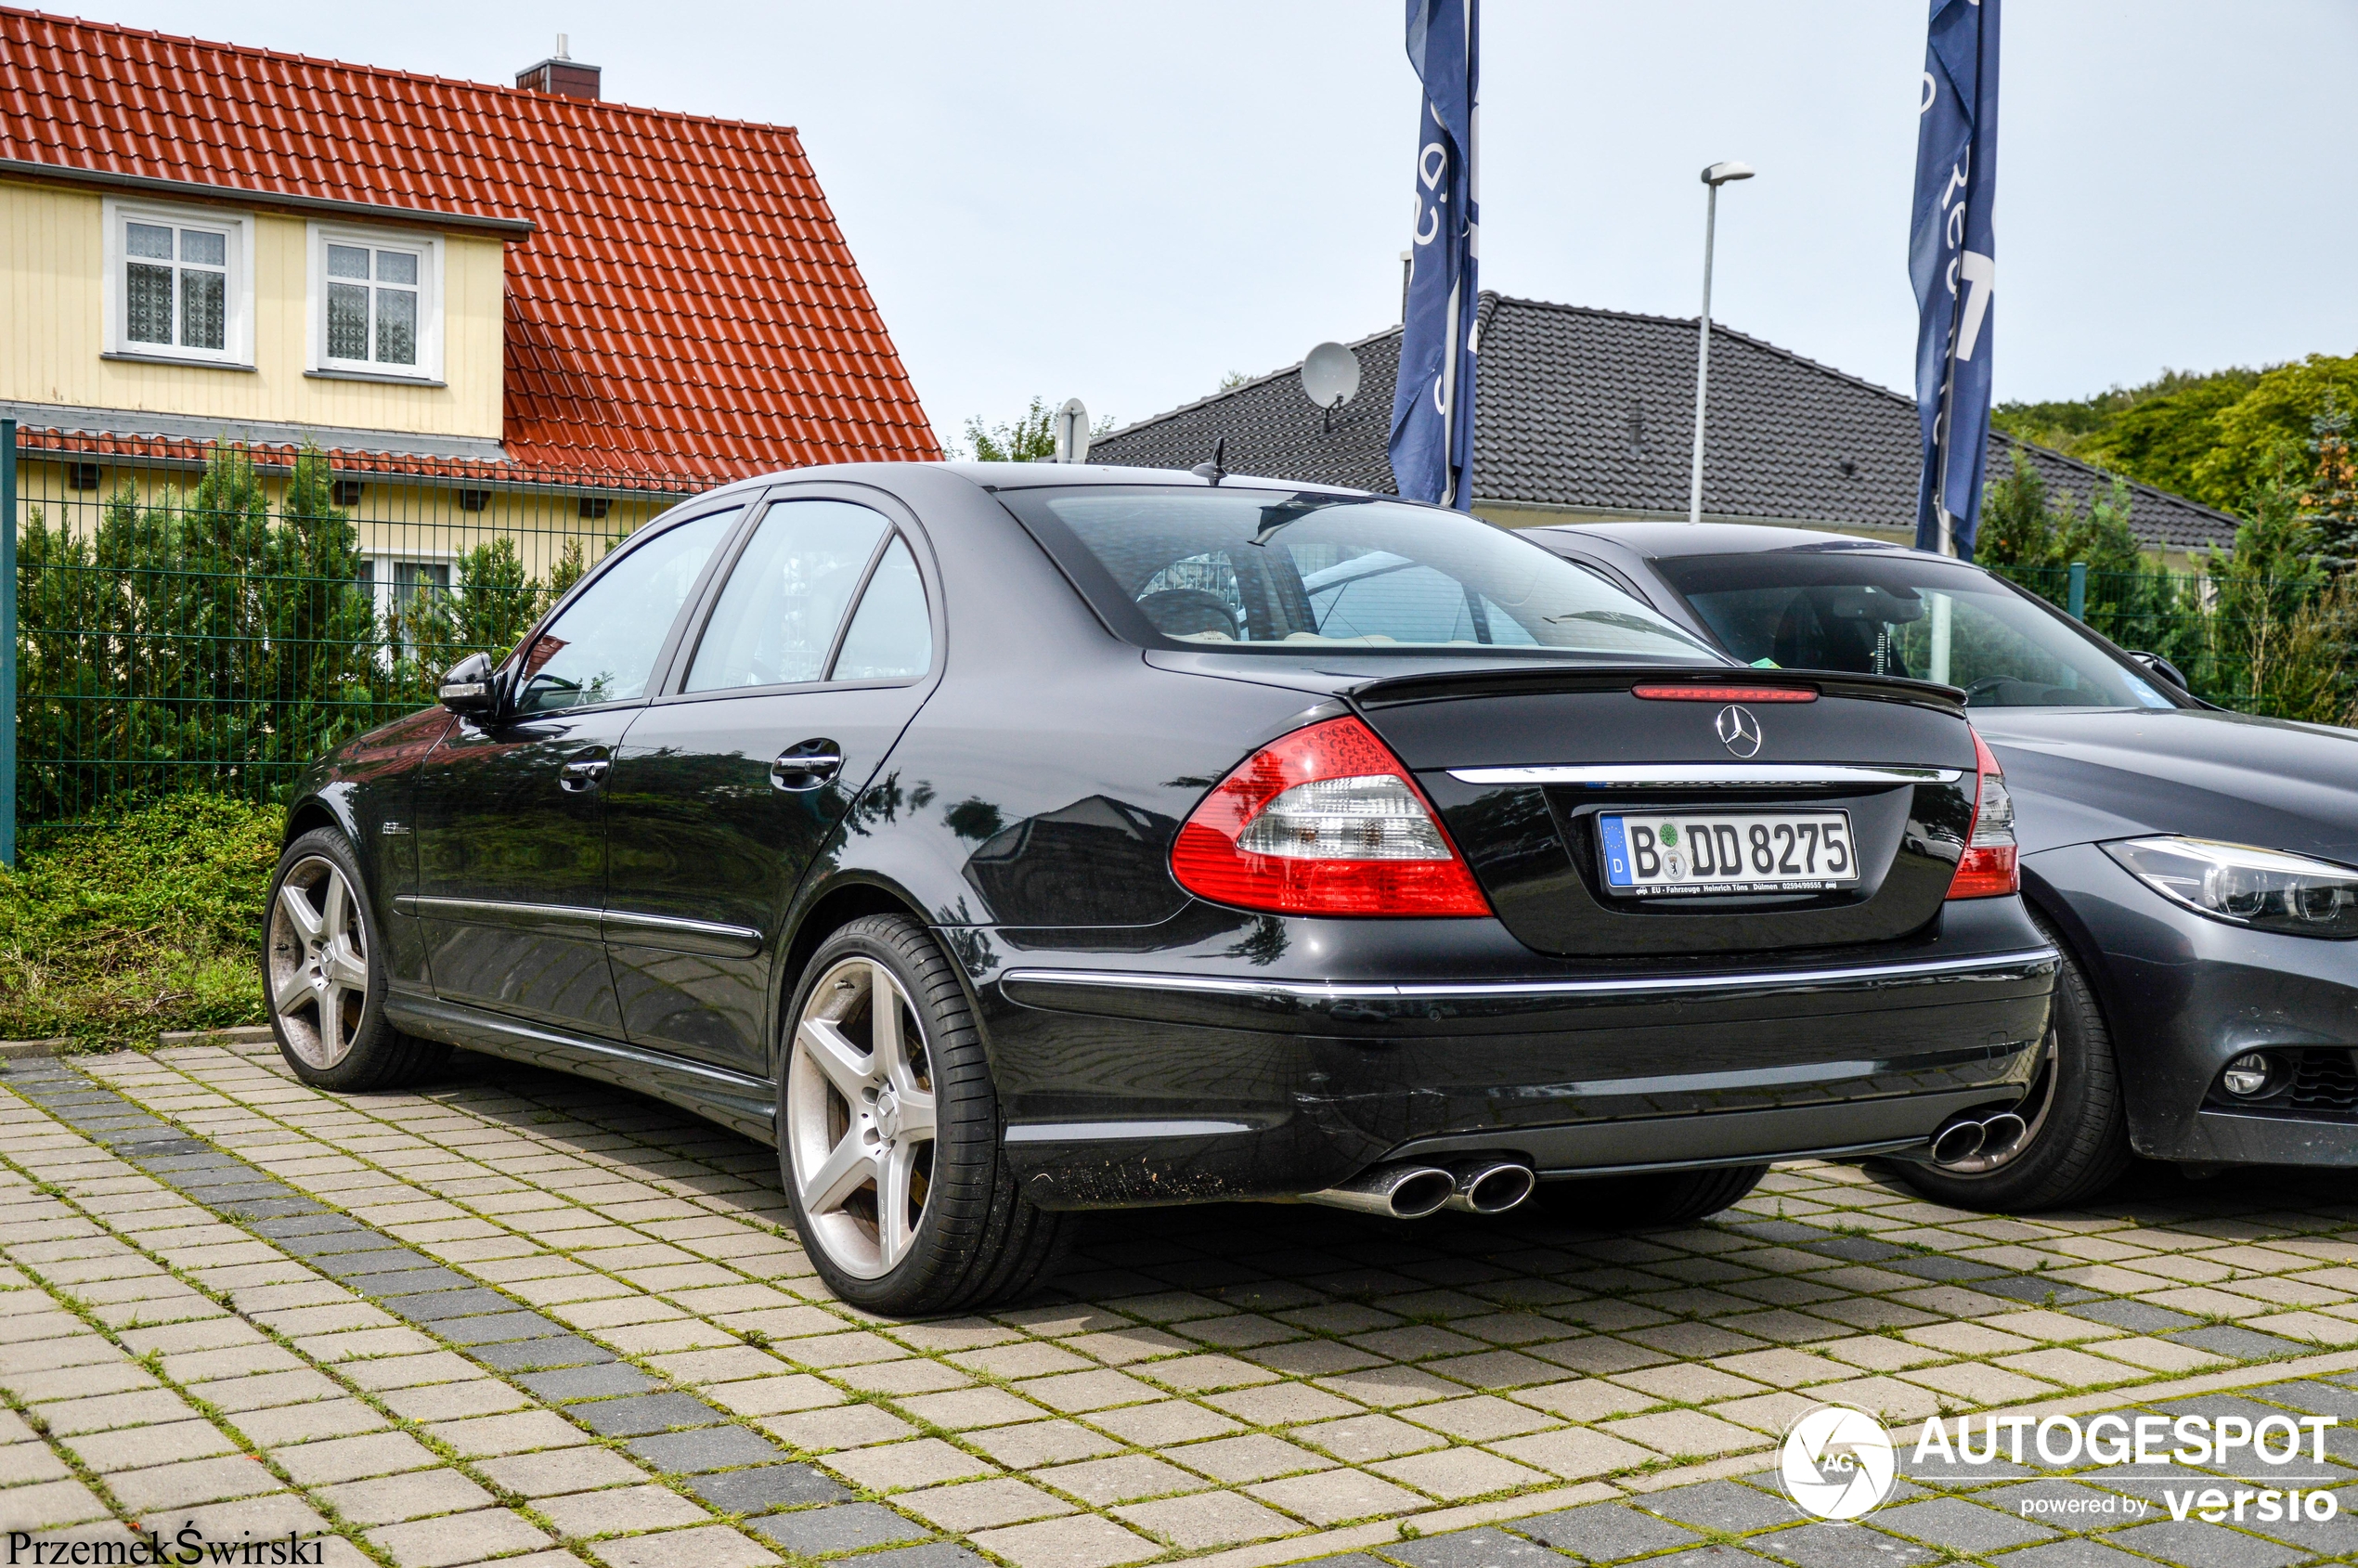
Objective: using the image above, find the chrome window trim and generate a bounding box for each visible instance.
[1446,763,1963,788]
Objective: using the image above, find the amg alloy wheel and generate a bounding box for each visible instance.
[268,854,369,1070]
[263,828,450,1091]
[785,955,939,1278]
[779,915,1065,1315]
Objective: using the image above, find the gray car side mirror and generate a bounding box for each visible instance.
[438,652,499,716]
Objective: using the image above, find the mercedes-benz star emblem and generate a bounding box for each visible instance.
[1716,705,1764,758]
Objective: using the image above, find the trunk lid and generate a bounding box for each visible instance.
[1355,667,1981,957]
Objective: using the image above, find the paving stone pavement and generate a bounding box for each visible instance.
[3,1043,2358,1568]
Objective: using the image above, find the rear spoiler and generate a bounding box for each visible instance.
[1348,664,1969,718]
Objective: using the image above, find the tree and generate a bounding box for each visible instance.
[965,398,1056,463]
[259,450,377,772]
[1975,448,2144,575]
[961,398,1119,462]
[2300,392,2358,564]
[2075,372,2263,501]
[1991,366,2260,477]
[2191,353,2358,514]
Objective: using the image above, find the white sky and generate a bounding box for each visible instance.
[125,1,2358,443]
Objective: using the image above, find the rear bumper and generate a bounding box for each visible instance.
[978,901,2054,1209]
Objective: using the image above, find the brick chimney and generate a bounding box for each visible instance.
[517,32,601,99]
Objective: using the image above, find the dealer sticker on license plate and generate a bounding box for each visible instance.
[1599,811,1857,898]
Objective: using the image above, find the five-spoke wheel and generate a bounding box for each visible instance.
[267,854,369,1069]
[262,827,449,1091]
[777,915,1065,1315]
[785,955,939,1278]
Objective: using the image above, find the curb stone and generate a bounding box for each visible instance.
[0,1037,68,1058]
[155,1025,276,1047]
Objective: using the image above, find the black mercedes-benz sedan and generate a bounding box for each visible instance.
[1530,520,2358,1212]
[267,466,2054,1314]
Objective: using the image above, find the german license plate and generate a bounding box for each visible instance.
[1599,811,1857,898]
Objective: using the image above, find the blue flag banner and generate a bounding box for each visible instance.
[1390,0,1480,510]
[1910,0,2001,557]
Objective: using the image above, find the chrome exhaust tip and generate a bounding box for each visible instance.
[1446,1160,1536,1215]
[1304,1163,1457,1219]
[1977,1111,2028,1153]
[1930,1119,1988,1166]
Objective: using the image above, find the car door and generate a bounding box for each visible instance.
[602,491,941,1073]
[409,504,745,1034]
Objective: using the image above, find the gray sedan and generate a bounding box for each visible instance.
[1532,521,2358,1210]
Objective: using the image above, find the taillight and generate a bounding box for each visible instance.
[1170,716,1492,917]
[1947,730,2019,900]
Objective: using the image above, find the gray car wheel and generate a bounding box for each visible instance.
[780,914,1065,1315]
[263,827,450,1091]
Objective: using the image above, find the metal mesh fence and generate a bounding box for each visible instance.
[9,431,703,824]
[1988,560,2356,721]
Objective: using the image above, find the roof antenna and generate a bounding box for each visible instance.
[1191,436,1227,486]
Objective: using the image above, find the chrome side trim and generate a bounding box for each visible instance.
[1002,947,2057,1005]
[1004,1120,1255,1144]
[393,898,761,957]
[1446,763,1962,787]
[394,896,602,939]
[602,910,764,959]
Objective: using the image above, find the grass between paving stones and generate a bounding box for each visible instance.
[50,1046,2358,1556]
[0,1247,395,1568]
[17,1055,1636,1542]
[0,1070,960,1562]
[35,1045,2358,1563]
[0,797,280,1049]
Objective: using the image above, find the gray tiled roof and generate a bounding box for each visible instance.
[1088,293,2240,554]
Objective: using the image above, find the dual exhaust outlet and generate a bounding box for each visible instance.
[1306,1158,1535,1220]
[1930,1109,2028,1168]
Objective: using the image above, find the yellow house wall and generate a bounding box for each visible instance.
[1,177,505,441]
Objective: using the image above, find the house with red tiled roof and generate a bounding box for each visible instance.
[0,7,937,590]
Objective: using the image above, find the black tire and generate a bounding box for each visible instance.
[262,827,450,1092]
[1887,914,2131,1212]
[1531,1163,1768,1228]
[778,914,1066,1316]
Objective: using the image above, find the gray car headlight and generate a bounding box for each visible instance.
[2103,836,2358,940]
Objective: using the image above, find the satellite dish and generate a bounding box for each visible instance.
[1055,397,1091,464]
[1301,343,1361,411]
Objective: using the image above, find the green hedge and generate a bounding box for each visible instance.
[0,795,280,1050]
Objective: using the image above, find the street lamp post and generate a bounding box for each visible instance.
[1688,160,1755,525]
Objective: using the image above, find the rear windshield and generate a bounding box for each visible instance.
[1652,550,2184,709]
[1001,486,1720,661]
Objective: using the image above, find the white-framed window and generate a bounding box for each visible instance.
[101,198,253,366]
[307,224,445,381]
[360,553,457,660]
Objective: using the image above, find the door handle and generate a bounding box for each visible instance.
[771,740,843,793]
[559,758,610,793]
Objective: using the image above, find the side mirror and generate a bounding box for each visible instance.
[438,652,498,716]
[2128,650,2189,692]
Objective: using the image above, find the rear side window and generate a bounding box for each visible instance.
[999,486,1716,661]
[833,538,932,680]
[688,500,887,692]
[686,499,933,692]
